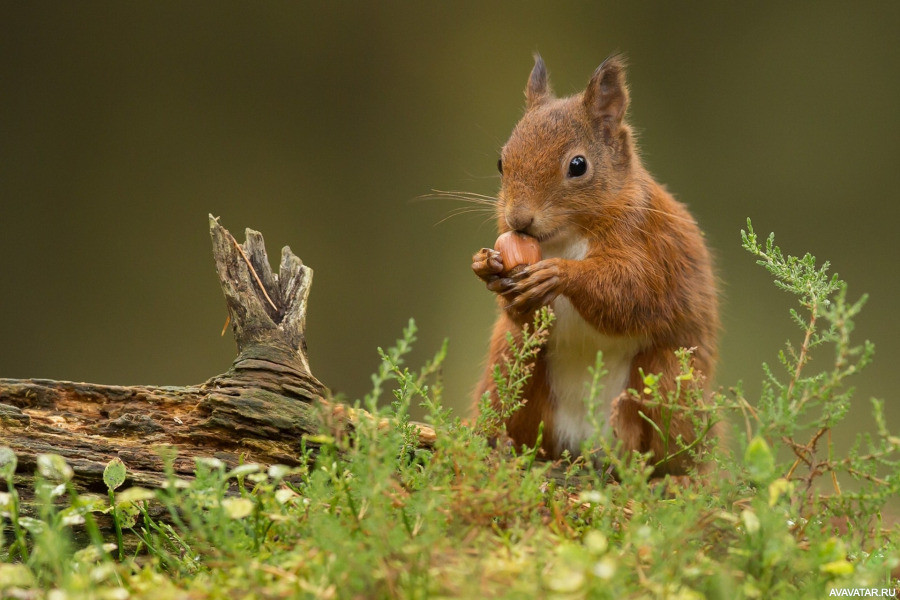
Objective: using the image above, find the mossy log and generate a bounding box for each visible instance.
[0,216,435,500]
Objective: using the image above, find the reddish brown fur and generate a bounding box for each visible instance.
[471,55,720,475]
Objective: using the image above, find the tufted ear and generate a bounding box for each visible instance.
[583,54,629,129]
[525,54,552,109]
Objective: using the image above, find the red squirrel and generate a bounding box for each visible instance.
[471,55,719,475]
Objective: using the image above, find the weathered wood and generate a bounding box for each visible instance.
[0,217,434,501]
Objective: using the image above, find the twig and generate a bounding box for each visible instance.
[828,430,841,495]
[786,426,829,480]
[784,305,819,479]
[228,231,279,313]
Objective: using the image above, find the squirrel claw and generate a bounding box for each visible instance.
[508,266,530,281]
[487,277,515,294]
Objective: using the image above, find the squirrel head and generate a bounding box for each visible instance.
[498,54,639,242]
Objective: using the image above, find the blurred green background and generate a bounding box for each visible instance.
[2,3,898,438]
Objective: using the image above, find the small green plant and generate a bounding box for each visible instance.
[104,457,127,561]
[0,448,27,562]
[0,221,897,598]
[475,307,554,439]
[739,221,897,518]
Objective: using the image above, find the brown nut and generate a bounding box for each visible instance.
[494,231,541,274]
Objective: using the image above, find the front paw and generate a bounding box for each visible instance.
[503,259,565,317]
[472,248,504,283]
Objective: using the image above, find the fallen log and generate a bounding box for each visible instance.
[0,216,435,499]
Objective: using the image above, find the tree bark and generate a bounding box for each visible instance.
[0,216,434,499]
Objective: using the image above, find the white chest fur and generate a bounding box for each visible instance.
[541,236,643,456]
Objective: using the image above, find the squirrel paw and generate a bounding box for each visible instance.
[472,248,504,284]
[503,259,564,317]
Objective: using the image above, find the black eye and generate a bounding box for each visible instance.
[567,155,587,178]
[497,158,503,175]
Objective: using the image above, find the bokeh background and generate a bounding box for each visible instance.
[2,3,899,441]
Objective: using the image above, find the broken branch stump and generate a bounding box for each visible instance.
[0,216,435,500]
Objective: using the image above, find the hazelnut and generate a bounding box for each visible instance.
[494,231,541,275]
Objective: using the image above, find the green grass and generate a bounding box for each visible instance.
[1,220,898,599]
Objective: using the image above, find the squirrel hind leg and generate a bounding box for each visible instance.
[609,389,648,461]
[613,348,714,476]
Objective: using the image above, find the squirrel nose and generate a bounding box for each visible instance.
[506,211,534,234]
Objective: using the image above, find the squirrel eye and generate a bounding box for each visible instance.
[567,155,587,178]
[497,158,503,175]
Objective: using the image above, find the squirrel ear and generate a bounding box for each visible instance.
[525,54,552,109]
[584,54,629,128]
